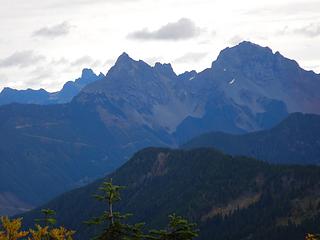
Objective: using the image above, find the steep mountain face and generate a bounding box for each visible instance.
[78,42,320,143]
[183,113,320,165]
[0,69,103,105]
[174,42,320,142]
[20,148,320,240]
[212,42,320,114]
[79,53,203,133]
[1,41,320,216]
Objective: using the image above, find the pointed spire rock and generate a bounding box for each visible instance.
[154,62,177,78]
[115,52,134,65]
[81,68,95,79]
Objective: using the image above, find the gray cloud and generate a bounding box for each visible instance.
[128,18,202,41]
[0,51,45,68]
[175,52,208,63]
[51,57,69,65]
[29,66,56,82]
[293,23,320,38]
[277,23,320,38]
[71,56,101,67]
[32,21,72,39]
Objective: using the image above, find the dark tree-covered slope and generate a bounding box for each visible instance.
[183,113,320,165]
[21,148,320,240]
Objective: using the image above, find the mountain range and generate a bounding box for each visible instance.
[20,147,320,240]
[1,41,320,216]
[0,69,104,105]
[183,112,320,165]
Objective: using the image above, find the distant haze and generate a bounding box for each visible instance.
[0,0,319,91]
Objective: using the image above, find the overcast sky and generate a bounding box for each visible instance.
[0,0,320,91]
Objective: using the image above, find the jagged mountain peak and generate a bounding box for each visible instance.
[81,68,95,78]
[117,52,131,61]
[213,41,274,68]
[213,41,302,73]
[238,40,271,49]
[110,52,153,75]
[154,62,172,70]
[154,62,177,79]
[233,41,273,53]
[114,52,136,66]
[1,87,16,93]
[206,41,320,114]
[76,68,100,86]
[178,70,197,81]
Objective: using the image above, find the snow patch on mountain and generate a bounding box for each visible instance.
[229,79,236,85]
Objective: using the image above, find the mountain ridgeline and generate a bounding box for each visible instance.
[20,148,320,240]
[1,41,320,216]
[0,69,104,105]
[183,113,320,165]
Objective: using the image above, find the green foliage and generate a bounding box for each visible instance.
[86,179,148,240]
[35,209,57,228]
[148,214,198,240]
[86,180,198,240]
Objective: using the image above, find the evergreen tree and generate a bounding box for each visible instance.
[35,209,57,228]
[86,179,147,240]
[86,179,198,240]
[148,214,198,240]
[31,209,74,240]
